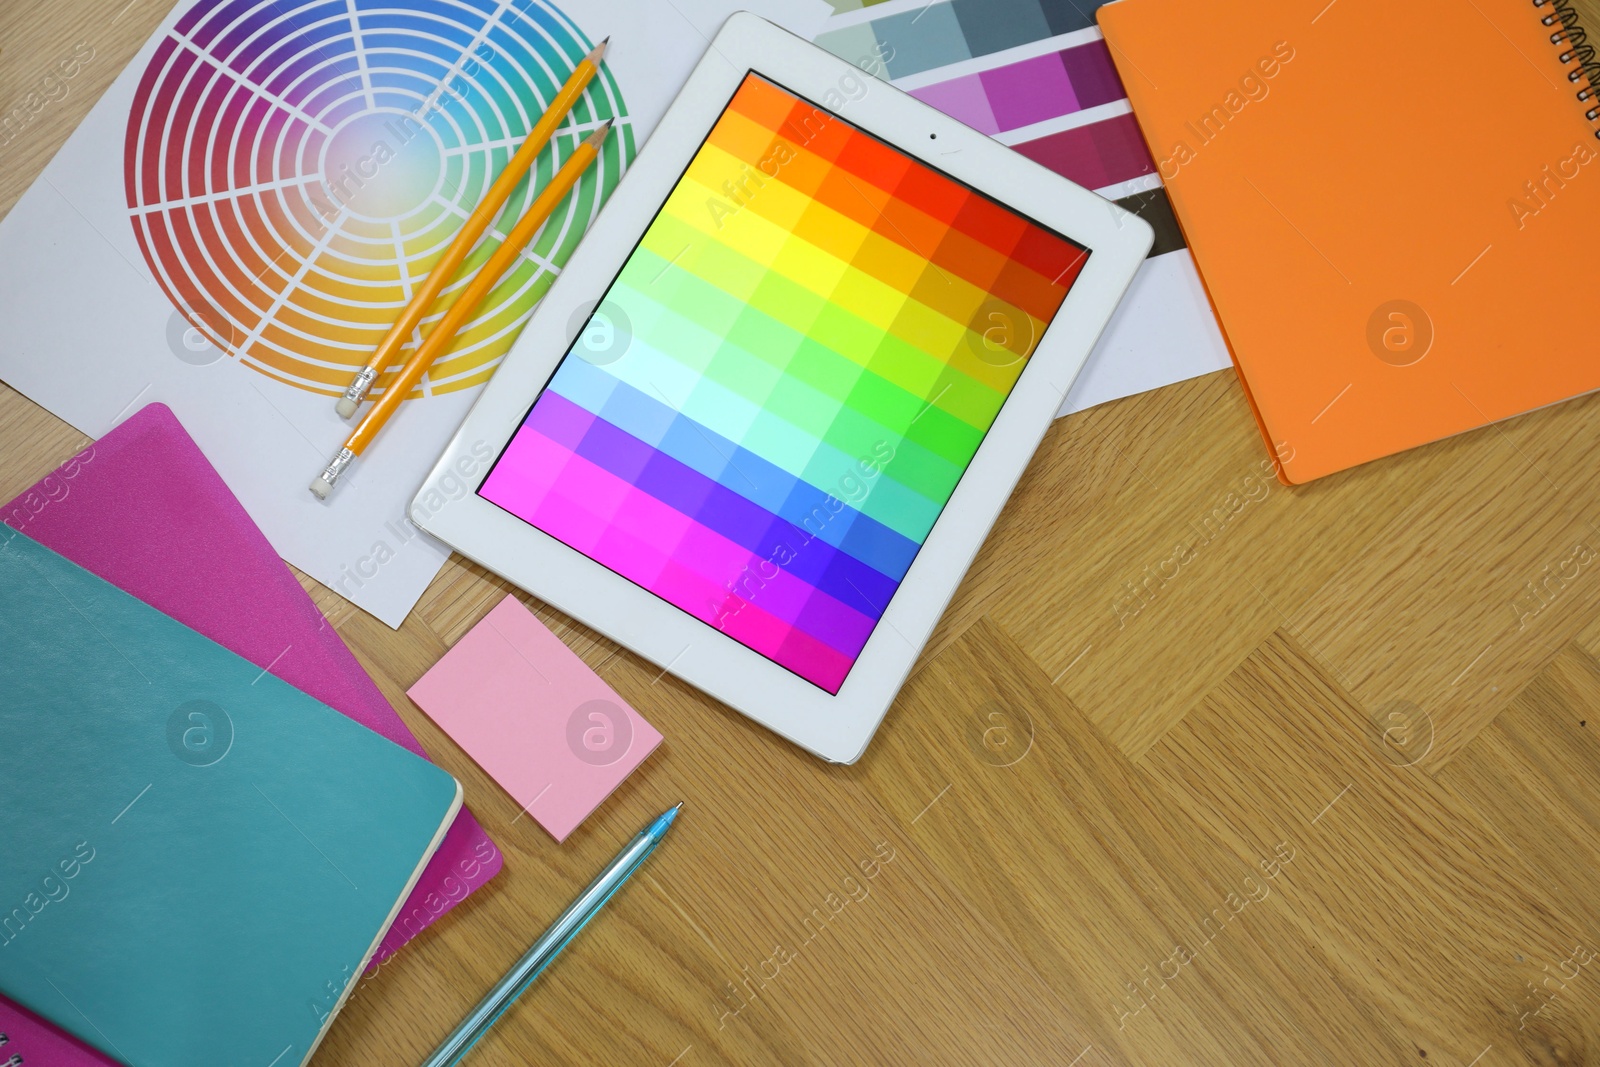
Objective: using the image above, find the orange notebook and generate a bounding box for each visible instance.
[1098,0,1600,483]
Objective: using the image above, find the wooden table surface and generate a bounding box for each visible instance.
[5,2,1600,1064]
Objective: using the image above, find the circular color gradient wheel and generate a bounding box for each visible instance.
[125,0,633,399]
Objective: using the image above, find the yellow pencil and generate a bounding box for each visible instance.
[311,120,612,500]
[335,37,610,418]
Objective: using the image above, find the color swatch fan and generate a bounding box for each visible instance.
[125,0,634,398]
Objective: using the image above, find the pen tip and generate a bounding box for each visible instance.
[644,803,681,838]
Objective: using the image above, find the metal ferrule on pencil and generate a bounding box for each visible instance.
[312,447,357,498]
[340,366,377,411]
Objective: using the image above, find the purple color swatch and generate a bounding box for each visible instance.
[912,75,999,133]
[909,39,1125,136]
[982,51,1079,129]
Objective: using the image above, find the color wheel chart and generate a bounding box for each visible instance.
[124,0,634,399]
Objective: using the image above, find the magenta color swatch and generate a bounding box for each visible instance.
[909,39,1126,137]
[1012,111,1155,189]
[0,404,503,1065]
[981,52,1078,130]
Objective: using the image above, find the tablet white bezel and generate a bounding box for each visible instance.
[412,12,1152,763]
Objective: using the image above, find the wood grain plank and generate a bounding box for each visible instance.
[0,0,153,217]
[863,615,1418,1066]
[0,383,91,504]
[1142,631,1600,1064]
[1434,644,1600,1058]
[934,371,1450,760]
[1289,392,1600,772]
[1575,605,1600,664]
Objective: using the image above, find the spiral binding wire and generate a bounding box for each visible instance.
[1535,0,1600,135]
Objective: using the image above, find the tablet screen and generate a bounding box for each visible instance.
[480,73,1088,693]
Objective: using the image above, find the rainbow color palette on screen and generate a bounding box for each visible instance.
[416,13,1153,762]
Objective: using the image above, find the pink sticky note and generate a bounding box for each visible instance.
[408,596,662,841]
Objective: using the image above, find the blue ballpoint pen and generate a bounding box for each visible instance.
[419,804,682,1067]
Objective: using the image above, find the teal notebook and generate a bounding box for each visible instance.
[0,529,462,1067]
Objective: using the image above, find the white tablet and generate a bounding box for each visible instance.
[412,12,1152,763]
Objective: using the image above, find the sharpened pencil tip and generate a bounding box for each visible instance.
[588,37,610,62]
[584,118,614,148]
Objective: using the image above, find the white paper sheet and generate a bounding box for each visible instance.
[0,0,829,628]
[1059,249,1233,416]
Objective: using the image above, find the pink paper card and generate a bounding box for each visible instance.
[409,595,662,841]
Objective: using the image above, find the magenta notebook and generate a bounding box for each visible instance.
[0,404,502,1065]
